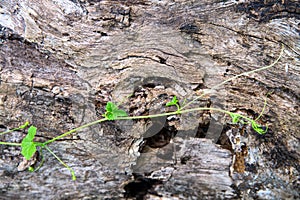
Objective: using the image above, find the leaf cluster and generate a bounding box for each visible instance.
[103,102,127,120]
[166,96,181,112]
[229,113,268,134]
[18,125,75,180]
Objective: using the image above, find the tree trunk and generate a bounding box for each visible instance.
[0,0,299,199]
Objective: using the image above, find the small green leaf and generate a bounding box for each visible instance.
[166,102,173,107]
[251,121,267,134]
[26,126,37,141]
[28,166,35,172]
[105,112,115,120]
[230,113,241,124]
[104,102,127,120]
[166,96,178,107]
[21,126,37,160]
[106,102,118,112]
[113,110,128,117]
[21,141,36,160]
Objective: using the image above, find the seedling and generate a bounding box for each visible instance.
[103,101,128,120]
[229,112,267,134]
[228,94,269,134]
[166,96,181,113]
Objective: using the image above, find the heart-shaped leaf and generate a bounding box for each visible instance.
[21,126,37,160]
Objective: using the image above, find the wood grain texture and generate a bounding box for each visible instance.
[0,0,299,199]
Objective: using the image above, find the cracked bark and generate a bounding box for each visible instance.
[0,0,299,199]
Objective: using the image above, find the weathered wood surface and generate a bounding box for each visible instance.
[0,0,299,199]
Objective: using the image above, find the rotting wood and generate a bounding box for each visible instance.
[0,0,299,199]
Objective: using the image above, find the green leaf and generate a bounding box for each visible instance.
[251,121,268,134]
[230,113,241,124]
[21,141,37,160]
[166,102,173,107]
[26,126,37,141]
[21,126,37,160]
[28,166,35,172]
[104,102,127,120]
[105,112,115,120]
[113,110,128,117]
[106,102,118,112]
[166,96,178,107]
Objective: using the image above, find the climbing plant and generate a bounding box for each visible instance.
[0,45,284,180]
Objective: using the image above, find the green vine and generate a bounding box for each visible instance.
[0,45,284,180]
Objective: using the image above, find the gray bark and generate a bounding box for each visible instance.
[0,0,299,199]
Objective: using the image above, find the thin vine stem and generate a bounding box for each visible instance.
[255,94,269,121]
[0,43,283,180]
[42,106,262,145]
[1,46,284,146]
[180,44,285,110]
[44,145,76,181]
[0,121,29,136]
[43,118,107,145]
[116,107,253,122]
[0,141,21,146]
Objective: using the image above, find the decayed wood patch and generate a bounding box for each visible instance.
[0,0,299,199]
